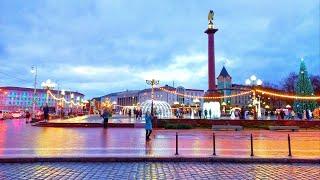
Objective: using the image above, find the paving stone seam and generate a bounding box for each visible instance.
[0,157,319,164]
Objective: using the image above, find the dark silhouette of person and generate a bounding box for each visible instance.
[43,103,49,122]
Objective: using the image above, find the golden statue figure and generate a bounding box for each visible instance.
[208,10,214,24]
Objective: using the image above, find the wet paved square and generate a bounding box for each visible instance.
[0,118,319,158]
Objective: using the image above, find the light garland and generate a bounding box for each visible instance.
[159,87,320,100]
[159,87,253,99]
[255,89,320,100]
[47,90,85,107]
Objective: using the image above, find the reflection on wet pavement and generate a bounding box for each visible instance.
[0,119,319,158]
[49,115,145,124]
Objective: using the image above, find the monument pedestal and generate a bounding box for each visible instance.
[204,90,222,102]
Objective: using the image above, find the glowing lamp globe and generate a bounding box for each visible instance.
[245,79,251,85]
[256,79,263,86]
[250,75,257,81]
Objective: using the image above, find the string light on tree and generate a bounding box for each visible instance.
[293,58,318,114]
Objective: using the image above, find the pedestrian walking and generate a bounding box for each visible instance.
[209,109,212,119]
[134,108,138,120]
[145,111,153,140]
[204,109,208,119]
[139,109,142,120]
[43,103,49,122]
[128,109,131,118]
[240,107,245,120]
[290,110,295,120]
[280,110,285,120]
[25,111,31,123]
[198,109,202,119]
[100,108,110,128]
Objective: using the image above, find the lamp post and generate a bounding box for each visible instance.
[41,79,56,105]
[31,66,37,118]
[70,92,74,114]
[60,89,65,118]
[245,75,263,120]
[146,79,159,116]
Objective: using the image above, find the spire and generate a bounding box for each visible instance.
[218,66,231,78]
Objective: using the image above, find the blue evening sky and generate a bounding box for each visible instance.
[0,0,319,98]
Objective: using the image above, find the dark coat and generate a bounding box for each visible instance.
[43,106,49,115]
[101,111,110,119]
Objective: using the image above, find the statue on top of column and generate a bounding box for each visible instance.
[208,10,214,25]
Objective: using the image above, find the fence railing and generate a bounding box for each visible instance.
[173,132,294,157]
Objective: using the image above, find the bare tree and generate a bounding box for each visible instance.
[281,72,298,93]
[263,81,279,90]
[310,75,320,94]
[281,72,319,93]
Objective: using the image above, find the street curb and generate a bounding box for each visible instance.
[0,157,319,164]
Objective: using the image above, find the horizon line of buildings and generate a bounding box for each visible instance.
[0,66,300,112]
[0,86,84,112]
[92,66,289,110]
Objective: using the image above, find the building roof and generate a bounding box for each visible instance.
[0,86,84,96]
[218,66,231,78]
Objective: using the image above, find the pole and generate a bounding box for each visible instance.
[46,88,49,104]
[32,66,37,119]
[213,132,216,156]
[250,133,254,157]
[175,132,179,155]
[253,90,257,120]
[146,79,159,116]
[288,134,292,157]
[151,84,154,116]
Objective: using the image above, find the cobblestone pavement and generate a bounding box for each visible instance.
[0,162,319,179]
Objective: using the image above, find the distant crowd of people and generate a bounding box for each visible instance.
[99,107,154,141]
[124,108,143,120]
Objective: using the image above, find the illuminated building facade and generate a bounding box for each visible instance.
[0,86,84,111]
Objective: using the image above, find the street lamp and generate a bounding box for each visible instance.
[245,75,263,119]
[31,66,38,118]
[41,79,56,104]
[146,79,159,116]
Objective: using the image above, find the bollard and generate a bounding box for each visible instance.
[175,132,179,155]
[213,133,216,156]
[288,134,292,157]
[250,134,254,157]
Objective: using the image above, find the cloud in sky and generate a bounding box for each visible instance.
[0,0,319,98]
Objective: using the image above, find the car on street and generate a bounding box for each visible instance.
[0,111,13,119]
[12,111,25,119]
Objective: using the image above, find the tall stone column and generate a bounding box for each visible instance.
[205,28,218,91]
[204,10,221,102]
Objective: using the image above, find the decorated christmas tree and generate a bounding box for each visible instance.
[293,59,318,114]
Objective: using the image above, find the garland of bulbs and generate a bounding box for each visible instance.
[47,90,85,107]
